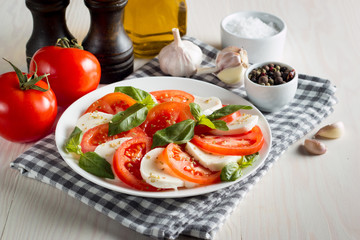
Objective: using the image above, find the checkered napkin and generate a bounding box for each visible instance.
[10,37,337,239]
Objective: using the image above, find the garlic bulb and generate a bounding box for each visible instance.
[197,46,249,85]
[315,121,344,139]
[158,28,202,77]
[304,139,327,155]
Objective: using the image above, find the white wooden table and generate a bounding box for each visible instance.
[1,0,359,239]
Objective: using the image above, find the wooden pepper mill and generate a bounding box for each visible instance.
[82,0,134,84]
[25,0,74,68]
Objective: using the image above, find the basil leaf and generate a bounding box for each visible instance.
[207,105,252,120]
[108,103,148,136]
[64,127,83,155]
[189,102,202,121]
[79,152,114,179]
[191,103,229,131]
[220,162,242,182]
[241,152,259,167]
[152,119,196,148]
[211,120,229,131]
[197,116,216,129]
[221,152,260,182]
[114,86,156,109]
[114,86,150,102]
[141,94,157,109]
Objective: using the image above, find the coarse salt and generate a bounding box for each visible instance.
[225,16,279,38]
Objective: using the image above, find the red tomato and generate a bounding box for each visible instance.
[150,90,194,104]
[0,72,57,142]
[113,137,158,191]
[29,45,101,107]
[80,124,147,153]
[191,125,264,156]
[84,92,137,115]
[159,143,220,184]
[141,102,194,137]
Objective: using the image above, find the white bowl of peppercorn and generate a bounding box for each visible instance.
[244,62,298,112]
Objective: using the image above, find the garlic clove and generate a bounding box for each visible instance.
[158,28,202,77]
[215,47,248,85]
[303,139,327,155]
[215,46,249,71]
[216,64,247,85]
[216,50,241,71]
[315,121,345,139]
[196,46,249,76]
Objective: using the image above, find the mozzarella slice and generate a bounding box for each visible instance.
[211,114,259,135]
[194,96,222,116]
[140,148,185,190]
[149,93,158,104]
[185,142,242,171]
[94,137,132,164]
[76,111,113,132]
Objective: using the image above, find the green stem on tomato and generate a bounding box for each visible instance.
[3,58,50,92]
[56,37,84,50]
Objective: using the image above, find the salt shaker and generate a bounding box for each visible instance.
[25,0,74,68]
[82,0,134,84]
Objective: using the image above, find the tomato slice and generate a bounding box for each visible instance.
[191,125,264,156]
[141,101,194,137]
[159,143,220,185]
[113,137,158,191]
[80,123,147,153]
[150,90,195,104]
[84,92,137,115]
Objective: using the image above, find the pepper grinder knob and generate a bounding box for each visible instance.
[25,0,74,68]
[82,0,134,84]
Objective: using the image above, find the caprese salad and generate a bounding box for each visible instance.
[64,86,264,191]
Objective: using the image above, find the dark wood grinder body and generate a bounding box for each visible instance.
[82,0,134,83]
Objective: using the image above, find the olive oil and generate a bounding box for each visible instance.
[123,0,187,58]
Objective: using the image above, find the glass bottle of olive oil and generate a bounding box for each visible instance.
[123,0,187,58]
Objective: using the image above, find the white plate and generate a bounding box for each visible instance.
[55,76,272,198]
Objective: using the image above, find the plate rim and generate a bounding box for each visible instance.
[55,76,272,198]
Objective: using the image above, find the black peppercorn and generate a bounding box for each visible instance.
[258,76,268,84]
[248,63,295,86]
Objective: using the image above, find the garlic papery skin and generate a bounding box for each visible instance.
[315,121,345,139]
[197,46,249,85]
[216,46,249,71]
[304,139,327,155]
[158,28,202,77]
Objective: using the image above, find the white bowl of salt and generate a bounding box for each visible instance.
[221,11,287,64]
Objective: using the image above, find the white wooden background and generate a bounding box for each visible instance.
[1,0,360,239]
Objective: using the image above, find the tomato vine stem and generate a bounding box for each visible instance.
[56,37,84,50]
[3,58,50,92]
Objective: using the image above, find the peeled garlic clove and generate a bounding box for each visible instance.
[315,121,344,139]
[217,64,247,85]
[158,28,202,77]
[304,139,327,155]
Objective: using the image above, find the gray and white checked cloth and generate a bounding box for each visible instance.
[10,37,337,239]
